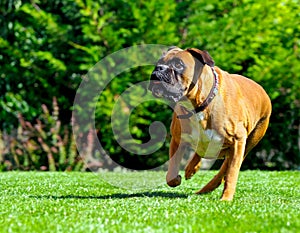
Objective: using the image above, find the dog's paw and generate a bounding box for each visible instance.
[220,195,233,201]
[185,163,201,180]
[195,187,211,194]
[167,175,182,187]
[184,154,201,180]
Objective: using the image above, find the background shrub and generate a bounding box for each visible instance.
[0,0,299,170]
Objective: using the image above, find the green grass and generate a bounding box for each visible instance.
[0,171,299,233]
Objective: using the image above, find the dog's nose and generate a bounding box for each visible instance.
[155,64,169,72]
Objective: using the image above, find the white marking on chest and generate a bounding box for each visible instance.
[181,122,224,159]
[196,112,205,121]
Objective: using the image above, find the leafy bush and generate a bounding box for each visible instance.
[0,97,92,171]
[0,0,299,170]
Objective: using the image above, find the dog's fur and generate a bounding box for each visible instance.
[149,47,271,200]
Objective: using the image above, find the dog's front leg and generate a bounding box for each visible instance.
[185,153,201,180]
[166,139,185,187]
[221,131,247,201]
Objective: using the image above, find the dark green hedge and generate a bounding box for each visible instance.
[0,0,299,170]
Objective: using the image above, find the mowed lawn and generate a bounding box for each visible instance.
[0,171,299,233]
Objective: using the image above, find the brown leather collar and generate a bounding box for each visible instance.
[177,66,219,119]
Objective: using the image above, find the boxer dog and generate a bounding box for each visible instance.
[148,47,271,200]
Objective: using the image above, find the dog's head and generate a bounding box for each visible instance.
[149,47,214,102]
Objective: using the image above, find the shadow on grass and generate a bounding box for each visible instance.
[30,191,189,200]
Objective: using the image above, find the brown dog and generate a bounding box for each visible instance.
[149,47,271,200]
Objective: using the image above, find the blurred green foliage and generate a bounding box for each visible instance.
[0,0,299,170]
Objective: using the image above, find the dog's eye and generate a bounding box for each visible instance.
[173,60,184,70]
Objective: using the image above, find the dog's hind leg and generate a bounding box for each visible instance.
[196,157,229,194]
[244,116,270,159]
[185,153,201,180]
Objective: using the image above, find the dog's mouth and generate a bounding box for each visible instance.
[149,70,185,102]
[149,80,184,102]
[151,81,165,97]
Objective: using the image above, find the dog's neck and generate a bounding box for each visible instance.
[177,66,219,119]
[186,66,219,105]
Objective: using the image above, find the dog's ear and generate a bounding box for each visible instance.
[187,48,215,67]
[161,46,182,58]
[167,46,178,51]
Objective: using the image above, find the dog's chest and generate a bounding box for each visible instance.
[180,112,224,158]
